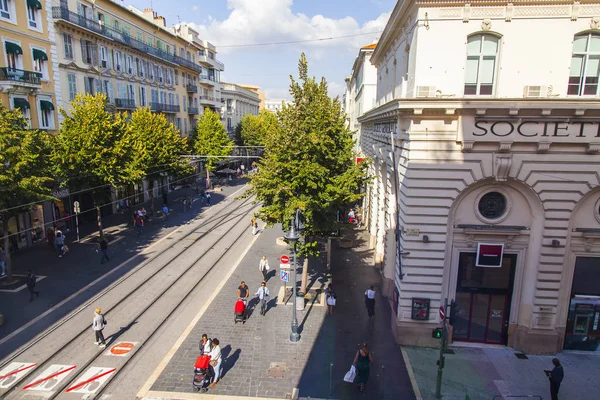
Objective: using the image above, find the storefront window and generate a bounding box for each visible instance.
[564,257,600,351]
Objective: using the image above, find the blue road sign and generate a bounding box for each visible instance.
[280,270,289,282]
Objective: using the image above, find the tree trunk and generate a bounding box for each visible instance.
[2,215,13,281]
[300,236,309,294]
[149,179,156,217]
[206,167,210,190]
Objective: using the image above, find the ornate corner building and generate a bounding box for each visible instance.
[357,0,600,354]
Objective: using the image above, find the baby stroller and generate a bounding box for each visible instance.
[234,299,247,323]
[193,354,212,392]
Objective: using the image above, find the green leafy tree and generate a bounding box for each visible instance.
[0,105,54,280]
[240,109,277,147]
[233,122,243,146]
[249,53,368,293]
[127,107,191,216]
[192,108,233,186]
[53,93,142,239]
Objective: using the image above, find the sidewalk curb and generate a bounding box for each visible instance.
[142,390,287,400]
[401,348,423,400]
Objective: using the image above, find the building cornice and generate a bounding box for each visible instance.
[358,98,600,122]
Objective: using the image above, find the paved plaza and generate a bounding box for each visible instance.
[147,228,415,400]
[405,345,600,400]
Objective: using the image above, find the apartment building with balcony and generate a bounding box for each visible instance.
[221,82,260,137]
[1,0,60,132]
[52,1,221,137]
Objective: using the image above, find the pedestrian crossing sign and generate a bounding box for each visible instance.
[280,270,289,282]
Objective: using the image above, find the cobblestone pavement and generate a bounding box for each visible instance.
[405,345,600,400]
[150,228,415,400]
[0,182,246,357]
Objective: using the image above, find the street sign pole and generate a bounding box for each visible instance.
[73,201,80,242]
[435,297,449,398]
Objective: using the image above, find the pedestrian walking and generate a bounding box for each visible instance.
[251,216,258,235]
[240,163,245,175]
[162,204,169,221]
[364,285,376,318]
[206,192,211,206]
[325,283,336,315]
[183,197,188,211]
[135,214,144,237]
[352,341,374,393]
[98,238,109,264]
[55,230,65,258]
[0,246,6,276]
[187,196,193,210]
[208,338,222,387]
[237,281,249,304]
[544,358,564,400]
[258,255,270,281]
[92,308,107,347]
[26,270,40,302]
[199,334,212,355]
[255,281,270,316]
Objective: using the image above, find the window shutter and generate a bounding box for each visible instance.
[84,77,91,94]
[80,41,88,62]
[107,82,114,102]
[94,78,100,94]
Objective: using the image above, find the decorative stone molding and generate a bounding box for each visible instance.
[591,16,600,30]
[508,109,519,116]
[463,3,471,23]
[537,141,551,153]
[445,108,456,115]
[587,143,600,154]
[461,141,475,152]
[498,142,512,153]
[506,2,514,22]
[505,235,514,248]
[413,109,423,115]
[481,18,492,31]
[476,109,486,115]
[494,155,512,182]
[585,237,594,252]
[575,109,586,116]
[466,234,475,247]
[571,1,580,21]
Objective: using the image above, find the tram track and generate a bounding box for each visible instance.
[0,188,257,399]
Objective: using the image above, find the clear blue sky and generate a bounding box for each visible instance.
[125,0,395,99]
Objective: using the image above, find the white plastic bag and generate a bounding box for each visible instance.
[327,296,337,306]
[343,365,356,383]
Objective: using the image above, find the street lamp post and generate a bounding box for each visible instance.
[285,216,301,343]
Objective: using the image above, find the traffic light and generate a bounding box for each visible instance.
[432,328,442,339]
[449,300,457,326]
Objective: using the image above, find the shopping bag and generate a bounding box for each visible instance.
[327,296,336,306]
[343,365,356,383]
[63,245,69,254]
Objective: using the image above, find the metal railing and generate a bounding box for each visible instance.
[52,7,203,73]
[199,74,217,83]
[188,107,199,114]
[114,98,136,109]
[186,84,198,93]
[150,102,180,113]
[0,67,42,85]
[199,95,218,102]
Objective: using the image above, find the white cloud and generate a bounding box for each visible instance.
[185,0,389,54]
[328,81,346,99]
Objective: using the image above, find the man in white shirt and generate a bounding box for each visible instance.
[364,285,376,318]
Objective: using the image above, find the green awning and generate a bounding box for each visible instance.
[13,98,30,110]
[32,49,48,61]
[5,42,23,55]
[40,100,54,111]
[27,0,42,10]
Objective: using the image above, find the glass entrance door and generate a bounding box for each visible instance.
[453,252,516,344]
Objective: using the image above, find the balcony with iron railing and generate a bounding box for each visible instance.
[188,106,199,115]
[114,98,136,109]
[0,67,42,86]
[52,7,203,74]
[151,102,180,113]
[186,84,198,93]
[199,74,218,85]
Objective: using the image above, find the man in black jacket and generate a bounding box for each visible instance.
[544,358,564,400]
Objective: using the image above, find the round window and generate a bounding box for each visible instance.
[478,191,507,220]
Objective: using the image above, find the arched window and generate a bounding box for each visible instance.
[568,32,600,96]
[464,34,499,96]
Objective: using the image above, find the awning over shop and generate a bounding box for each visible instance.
[27,0,42,10]
[13,98,30,110]
[5,42,23,55]
[40,100,54,111]
[32,49,48,61]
